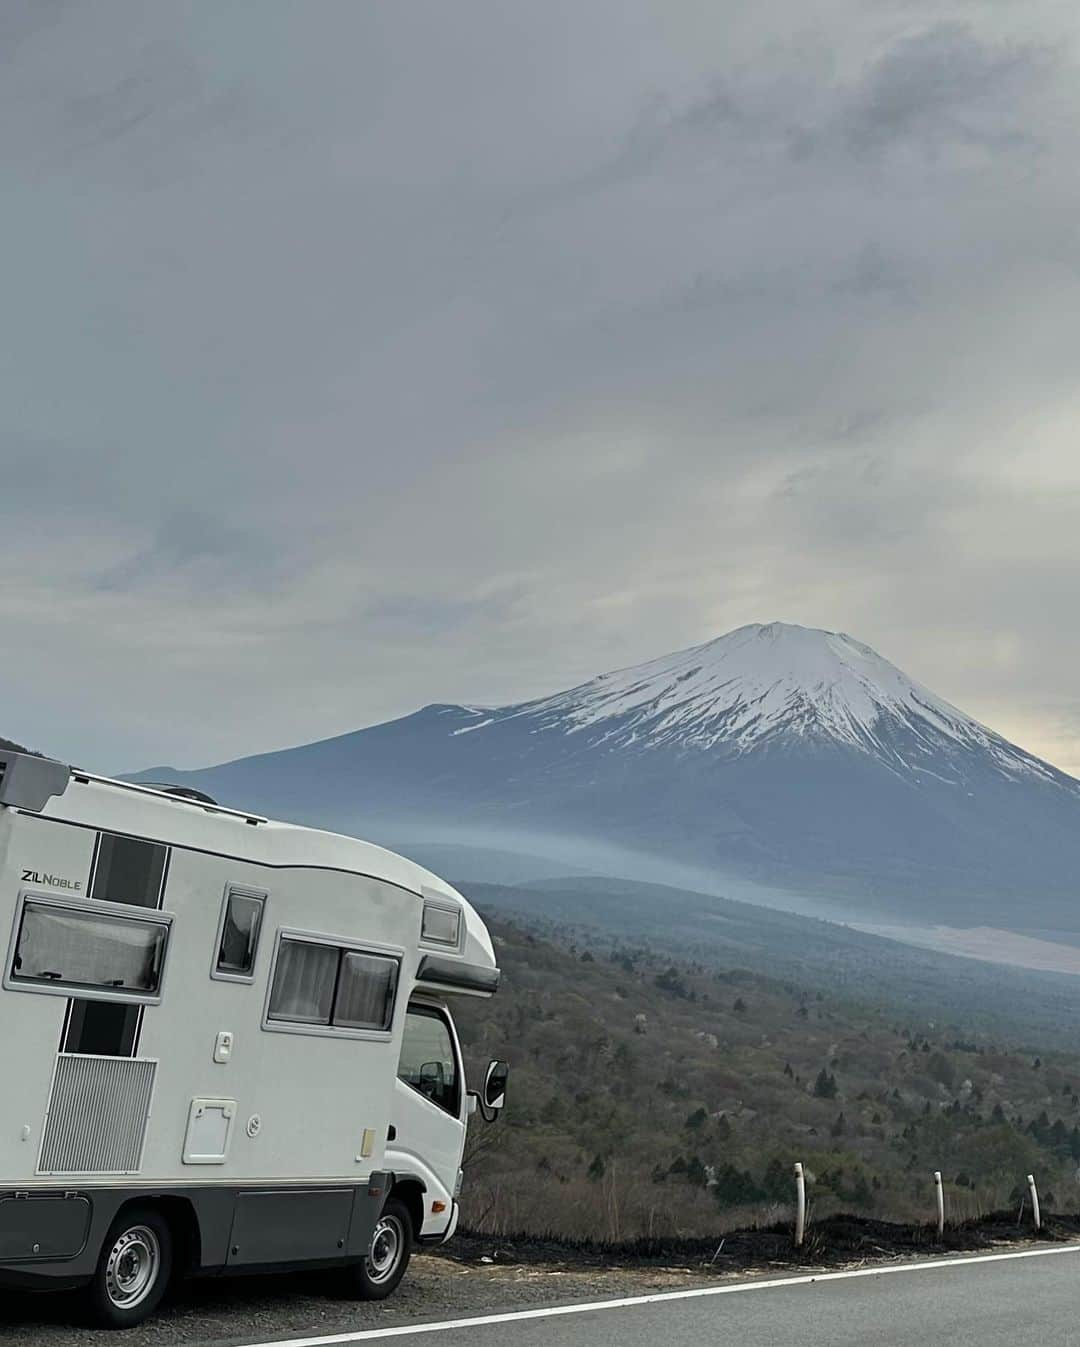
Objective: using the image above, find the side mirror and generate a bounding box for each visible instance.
[483,1059,509,1112]
[418,1061,445,1098]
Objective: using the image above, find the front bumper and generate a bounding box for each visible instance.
[418,1200,459,1247]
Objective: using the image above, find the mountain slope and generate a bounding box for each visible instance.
[132,623,1080,929]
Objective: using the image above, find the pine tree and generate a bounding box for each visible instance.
[761,1157,790,1201]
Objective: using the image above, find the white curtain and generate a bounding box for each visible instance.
[268,940,337,1023]
[16,904,164,992]
[334,952,398,1030]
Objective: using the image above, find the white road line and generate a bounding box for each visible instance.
[244,1243,1080,1347]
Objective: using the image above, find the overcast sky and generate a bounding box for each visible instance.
[4,0,1080,775]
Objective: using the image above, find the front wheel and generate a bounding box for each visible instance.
[346,1198,413,1300]
[85,1205,173,1329]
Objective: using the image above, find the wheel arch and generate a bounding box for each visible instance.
[107,1194,199,1279]
[155,1196,201,1279]
[388,1178,425,1242]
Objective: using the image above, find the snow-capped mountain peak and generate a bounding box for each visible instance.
[463,622,1067,786]
[127,620,1080,925]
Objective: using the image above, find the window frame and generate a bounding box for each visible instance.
[210,884,268,984]
[261,926,404,1041]
[397,1001,463,1119]
[4,891,173,1007]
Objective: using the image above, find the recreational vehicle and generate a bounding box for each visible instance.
[0,750,508,1327]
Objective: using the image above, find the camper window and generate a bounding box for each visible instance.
[421,902,461,948]
[266,935,401,1035]
[10,899,168,998]
[267,939,338,1024]
[214,887,266,981]
[91,834,169,908]
[333,951,398,1031]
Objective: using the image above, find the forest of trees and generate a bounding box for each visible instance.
[453,913,1080,1241]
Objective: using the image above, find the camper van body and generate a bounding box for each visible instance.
[0,752,500,1315]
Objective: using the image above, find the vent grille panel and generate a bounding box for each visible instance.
[39,1054,156,1175]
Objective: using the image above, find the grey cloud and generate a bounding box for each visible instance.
[93,508,279,594]
[844,23,1049,156]
[362,585,528,639]
[567,19,1048,206]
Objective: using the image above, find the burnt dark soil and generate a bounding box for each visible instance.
[446,1211,1080,1271]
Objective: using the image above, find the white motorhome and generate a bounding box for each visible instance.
[0,750,507,1327]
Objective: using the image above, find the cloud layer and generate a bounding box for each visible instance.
[3,1,1079,773]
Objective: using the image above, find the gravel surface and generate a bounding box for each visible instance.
[0,1256,717,1347]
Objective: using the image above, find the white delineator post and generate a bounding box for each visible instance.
[1027,1174,1041,1232]
[934,1171,944,1237]
[794,1162,806,1249]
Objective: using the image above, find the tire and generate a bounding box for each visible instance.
[85,1205,173,1329]
[346,1198,413,1301]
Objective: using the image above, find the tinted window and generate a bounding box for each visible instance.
[333,951,398,1031]
[216,890,265,978]
[398,1006,459,1115]
[267,939,337,1024]
[91,835,168,908]
[12,901,167,995]
[64,999,140,1056]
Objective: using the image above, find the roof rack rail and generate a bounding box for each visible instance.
[71,772,266,825]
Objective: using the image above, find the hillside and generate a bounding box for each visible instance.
[459,875,1080,1049]
[454,914,1080,1240]
[131,622,1080,932]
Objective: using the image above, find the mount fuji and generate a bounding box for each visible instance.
[132,623,1080,930]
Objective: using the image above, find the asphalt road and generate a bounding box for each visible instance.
[219,1246,1080,1347]
[5,1246,1080,1347]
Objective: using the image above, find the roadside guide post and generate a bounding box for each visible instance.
[794,1161,806,1249]
[1027,1173,1041,1231]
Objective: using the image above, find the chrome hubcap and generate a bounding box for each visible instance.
[366,1214,404,1284]
[105,1225,160,1309]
